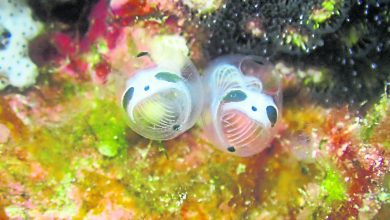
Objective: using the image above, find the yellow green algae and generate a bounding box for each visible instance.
[0,87,314,218]
[182,0,223,14]
[296,67,335,95]
[84,40,109,67]
[307,0,344,29]
[284,30,310,51]
[319,163,347,204]
[361,92,390,148]
[296,162,347,219]
[1,80,133,217]
[87,99,128,157]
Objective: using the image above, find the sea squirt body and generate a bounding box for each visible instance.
[201,55,282,157]
[122,59,203,140]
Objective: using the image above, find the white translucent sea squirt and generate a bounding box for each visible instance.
[122,53,203,140]
[201,55,282,157]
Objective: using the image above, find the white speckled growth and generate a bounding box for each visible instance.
[0,0,43,90]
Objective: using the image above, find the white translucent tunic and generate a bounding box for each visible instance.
[122,59,203,140]
[201,55,282,157]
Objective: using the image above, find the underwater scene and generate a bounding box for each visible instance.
[0,0,389,219]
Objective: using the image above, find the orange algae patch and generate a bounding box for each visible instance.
[246,149,317,217]
[283,104,327,133]
[0,195,8,220]
[180,200,208,220]
[0,208,7,220]
[323,107,359,159]
[73,171,136,218]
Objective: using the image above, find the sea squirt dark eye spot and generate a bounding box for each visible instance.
[136,51,149,58]
[266,106,277,127]
[173,124,181,131]
[227,146,236,152]
[252,106,257,111]
[144,85,150,91]
[155,72,182,83]
[223,90,247,102]
[122,87,134,109]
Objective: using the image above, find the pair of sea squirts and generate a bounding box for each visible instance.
[121,55,282,157]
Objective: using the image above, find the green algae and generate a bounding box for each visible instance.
[42,96,127,158]
[381,173,390,204]
[121,154,190,213]
[4,205,27,219]
[121,155,190,213]
[28,131,73,180]
[308,0,343,29]
[245,154,319,218]
[284,31,310,51]
[43,173,78,217]
[295,160,348,219]
[361,93,389,142]
[236,163,246,175]
[7,88,130,216]
[378,192,390,204]
[0,156,30,180]
[84,40,109,67]
[87,99,128,157]
[62,82,87,100]
[112,142,242,215]
[297,67,333,91]
[182,0,223,14]
[77,140,182,214]
[21,84,130,200]
[320,165,347,204]
[1,77,385,219]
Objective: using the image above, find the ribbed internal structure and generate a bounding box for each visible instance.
[221,109,264,150]
[132,90,188,138]
[212,65,242,91]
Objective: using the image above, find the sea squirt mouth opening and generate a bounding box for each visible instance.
[130,88,190,140]
[221,109,267,152]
